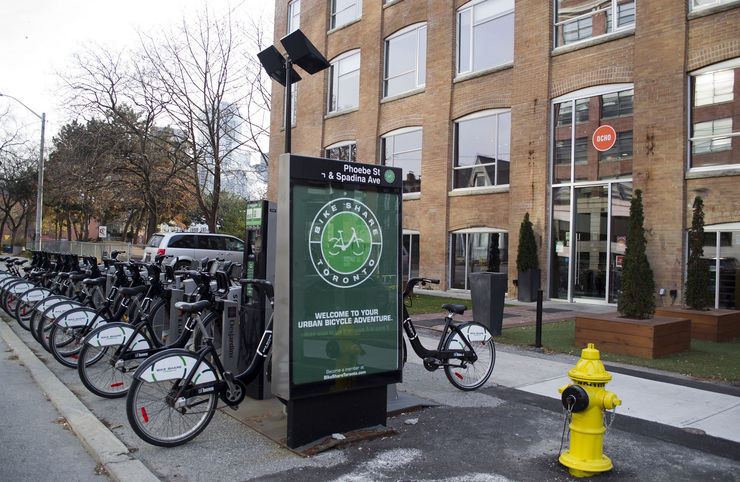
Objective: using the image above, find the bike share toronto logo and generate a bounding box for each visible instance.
[309,197,382,288]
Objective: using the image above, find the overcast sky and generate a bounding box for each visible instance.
[0,0,274,140]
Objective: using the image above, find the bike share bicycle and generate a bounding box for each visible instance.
[402,277,495,391]
[125,278,274,447]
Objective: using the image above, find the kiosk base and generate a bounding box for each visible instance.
[287,385,387,448]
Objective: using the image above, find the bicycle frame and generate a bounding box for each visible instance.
[402,311,478,365]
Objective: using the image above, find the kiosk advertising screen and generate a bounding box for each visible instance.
[287,156,402,395]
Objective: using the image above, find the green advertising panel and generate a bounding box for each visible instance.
[291,185,399,386]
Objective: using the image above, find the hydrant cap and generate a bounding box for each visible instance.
[568,343,613,383]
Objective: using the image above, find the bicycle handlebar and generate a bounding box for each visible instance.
[403,277,439,297]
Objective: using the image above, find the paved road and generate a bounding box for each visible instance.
[0,334,109,482]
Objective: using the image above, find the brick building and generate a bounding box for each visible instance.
[266,0,740,308]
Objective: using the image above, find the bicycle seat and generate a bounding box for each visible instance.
[119,285,148,297]
[442,303,467,315]
[83,276,107,287]
[175,299,212,313]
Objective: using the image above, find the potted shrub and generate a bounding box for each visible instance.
[684,196,713,310]
[575,190,691,358]
[655,196,740,341]
[619,189,655,319]
[516,212,540,302]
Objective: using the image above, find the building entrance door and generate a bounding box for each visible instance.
[573,186,608,300]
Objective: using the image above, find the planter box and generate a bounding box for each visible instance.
[517,269,540,302]
[655,307,740,342]
[575,313,690,359]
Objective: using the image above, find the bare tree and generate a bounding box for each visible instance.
[62,47,193,239]
[138,5,271,232]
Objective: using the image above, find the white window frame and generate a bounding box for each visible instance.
[456,0,515,76]
[288,0,300,34]
[327,50,360,114]
[381,126,423,193]
[690,0,738,11]
[452,109,511,190]
[554,0,635,48]
[688,58,740,172]
[383,23,427,98]
[324,140,357,162]
[331,0,362,30]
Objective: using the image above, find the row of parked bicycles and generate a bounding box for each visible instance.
[1,250,274,447]
[1,249,496,448]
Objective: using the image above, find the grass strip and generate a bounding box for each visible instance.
[495,320,739,382]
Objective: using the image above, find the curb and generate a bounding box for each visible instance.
[0,319,160,482]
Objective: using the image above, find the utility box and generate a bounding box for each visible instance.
[274,154,403,448]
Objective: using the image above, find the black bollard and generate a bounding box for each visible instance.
[535,289,543,348]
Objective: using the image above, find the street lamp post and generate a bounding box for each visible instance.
[0,93,46,250]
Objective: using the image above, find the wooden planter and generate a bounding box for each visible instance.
[575,312,690,359]
[654,307,740,342]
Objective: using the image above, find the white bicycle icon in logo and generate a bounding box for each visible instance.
[328,228,366,256]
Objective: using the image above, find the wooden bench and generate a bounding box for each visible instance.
[575,313,690,359]
[655,307,739,342]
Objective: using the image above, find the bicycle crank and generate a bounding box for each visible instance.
[423,357,441,371]
[221,379,246,408]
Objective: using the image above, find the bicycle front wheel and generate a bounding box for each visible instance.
[78,343,130,398]
[443,322,495,391]
[126,373,218,447]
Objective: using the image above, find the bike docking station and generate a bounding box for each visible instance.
[273,153,404,449]
[242,200,277,399]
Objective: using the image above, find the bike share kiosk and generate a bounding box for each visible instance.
[274,154,403,448]
[239,200,277,398]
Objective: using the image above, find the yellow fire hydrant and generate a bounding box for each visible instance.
[558,343,620,478]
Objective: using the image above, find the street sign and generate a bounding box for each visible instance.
[98,226,107,238]
[592,125,617,152]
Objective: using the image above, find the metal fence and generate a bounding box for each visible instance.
[24,240,146,261]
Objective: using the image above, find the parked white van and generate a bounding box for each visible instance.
[143,232,245,269]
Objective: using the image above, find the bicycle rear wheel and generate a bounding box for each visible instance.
[443,322,495,391]
[126,373,218,447]
[48,323,84,368]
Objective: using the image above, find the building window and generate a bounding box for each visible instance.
[384,23,426,98]
[601,90,634,118]
[324,141,357,162]
[450,230,508,290]
[381,127,422,193]
[701,227,740,309]
[457,0,514,75]
[453,110,510,189]
[555,0,635,47]
[288,0,300,34]
[552,85,634,183]
[328,50,360,113]
[331,0,362,30]
[689,60,739,169]
[402,232,420,280]
[557,98,590,126]
[691,0,737,11]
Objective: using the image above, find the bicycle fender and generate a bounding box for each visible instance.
[9,282,35,294]
[54,307,102,328]
[447,322,492,348]
[21,288,53,303]
[34,297,79,314]
[134,349,217,384]
[86,323,150,350]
